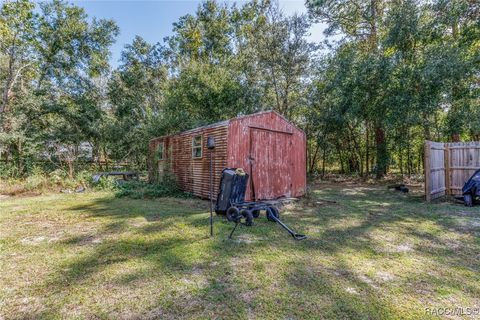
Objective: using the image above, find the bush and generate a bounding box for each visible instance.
[94,176,119,191]
[115,179,186,199]
[0,162,20,179]
[24,168,48,191]
[49,169,68,185]
[0,167,95,195]
[0,167,189,199]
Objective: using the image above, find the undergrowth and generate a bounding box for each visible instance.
[0,168,93,196]
[114,169,190,199]
[115,180,189,199]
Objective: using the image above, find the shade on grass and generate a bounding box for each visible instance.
[0,183,479,319]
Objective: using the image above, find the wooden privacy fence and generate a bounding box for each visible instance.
[424,140,480,201]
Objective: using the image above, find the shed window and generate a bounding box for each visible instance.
[192,135,202,158]
[157,142,164,160]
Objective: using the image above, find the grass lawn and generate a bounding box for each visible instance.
[1,182,479,319]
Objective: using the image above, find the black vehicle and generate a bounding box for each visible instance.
[462,169,480,206]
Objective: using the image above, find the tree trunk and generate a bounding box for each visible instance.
[103,146,109,170]
[308,142,320,174]
[407,142,412,175]
[365,122,369,174]
[17,138,23,175]
[336,144,344,174]
[68,161,74,179]
[1,43,16,116]
[399,148,403,176]
[321,147,326,178]
[375,125,387,179]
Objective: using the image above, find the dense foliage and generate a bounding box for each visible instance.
[306,0,479,177]
[0,0,478,180]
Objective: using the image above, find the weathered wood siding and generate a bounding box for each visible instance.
[424,141,446,201]
[425,140,480,201]
[227,111,307,200]
[447,141,480,196]
[149,123,228,199]
[149,111,307,201]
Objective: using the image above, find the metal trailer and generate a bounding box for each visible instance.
[225,199,307,241]
[215,167,306,240]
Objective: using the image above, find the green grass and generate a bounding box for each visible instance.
[0,182,479,319]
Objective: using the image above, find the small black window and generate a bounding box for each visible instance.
[157,142,164,160]
[192,135,202,158]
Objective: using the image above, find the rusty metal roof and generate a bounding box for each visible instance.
[149,110,303,142]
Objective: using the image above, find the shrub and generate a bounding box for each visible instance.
[115,179,186,199]
[0,168,102,195]
[0,168,190,199]
[94,176,119,191]
[75,170,94,186]
[24,168,48,191]
[49,169,68,185]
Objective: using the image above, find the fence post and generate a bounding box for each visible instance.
[424,140,431,202]
[444,143,450,196]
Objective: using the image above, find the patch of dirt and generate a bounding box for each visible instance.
[9,191,42,198]
[456,218,480,232]
[180,275,208,289]
[412,280,434,299]
[164,197,209,210]
[19,234,64,245]
[395,243,414,252]
[454,211,480,218]
[375,271,395,282]
[333,269,350,277]
[230,257,254,271]
[80,235,103,245]
[358,274,379,289]
[145,307,174,320]
[232,234,266,244]
[444,239,462,250]
[345,287,359,295]
[17,296,46,316]
[4,205,26,212]
[176,267,209,292]
[20,236,47,245]
[310,173,423,188]
[312,199,342,207]
[130,217,148,227]
[63,234,104,246]
[375,242,414,254]
[0,194,11,200]
[240,290,257,304]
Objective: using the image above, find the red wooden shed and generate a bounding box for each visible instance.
[148,111,306,200]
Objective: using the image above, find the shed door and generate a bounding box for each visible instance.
[249,128,292,200]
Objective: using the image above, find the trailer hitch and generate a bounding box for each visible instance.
[266,207,307,241]
[227,205,307,241]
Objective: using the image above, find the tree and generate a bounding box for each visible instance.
[306,0,479,177]
[107,36,167,166]
[0,0,36,117]
[307,0,393,178]
[0,0,118,177]
[249,8,316,119]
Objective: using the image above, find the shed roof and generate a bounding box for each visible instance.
[149,110,302,142]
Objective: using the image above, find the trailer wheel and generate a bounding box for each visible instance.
[464,194,473,207]
[227,207,240,222]
[252,210,260,218]
[240,209,254,226]
[266,206,280,222]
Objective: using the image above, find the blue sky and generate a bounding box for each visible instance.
[70,0,326,67]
